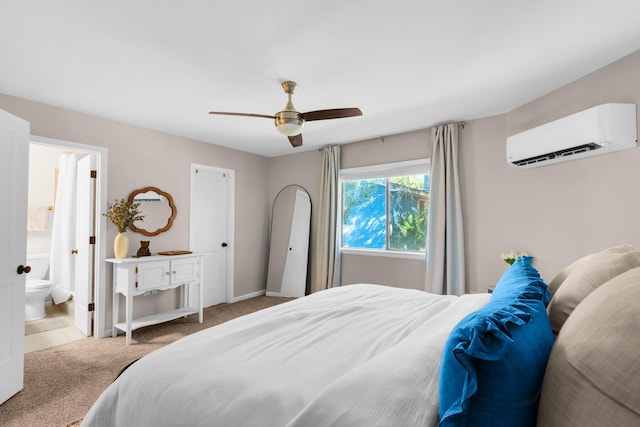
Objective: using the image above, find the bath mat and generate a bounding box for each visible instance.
[25,316,73,335]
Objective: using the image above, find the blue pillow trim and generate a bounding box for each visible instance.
[489,256,551,307]
[439,256,554,427]
[441,304,535,421]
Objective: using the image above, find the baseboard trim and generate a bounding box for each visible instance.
[99,290,268,338]
[265,291,283,297]
[229,289,265,303]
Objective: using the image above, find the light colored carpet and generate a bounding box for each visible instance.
[0,296,293,427]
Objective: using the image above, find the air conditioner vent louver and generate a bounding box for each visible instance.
[512,142,602,167]
[506,103,637,168]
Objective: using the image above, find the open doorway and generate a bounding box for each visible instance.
[25,136,108,352]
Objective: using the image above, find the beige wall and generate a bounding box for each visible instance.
[270,49,640,293]
[268,149,323,292]
[466,50,640,290]
[5,47,640,319]
[267,130,432,291]
[0,93,271,330]
[340,130,431,289]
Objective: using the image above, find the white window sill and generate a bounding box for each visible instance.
[341,248,425,260]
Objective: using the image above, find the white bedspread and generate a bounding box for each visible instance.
[82,284,489,427]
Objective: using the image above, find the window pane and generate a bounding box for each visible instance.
[388,175,429,252]
[342,178,386,249]
[341,166,429,254]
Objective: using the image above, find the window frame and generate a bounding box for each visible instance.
[340,158,430,259]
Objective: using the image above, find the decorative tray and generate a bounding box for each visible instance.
[157,250,193,256]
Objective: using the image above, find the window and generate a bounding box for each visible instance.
[341,159,430,255]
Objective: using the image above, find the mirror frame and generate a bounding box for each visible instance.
[127,186,177,236]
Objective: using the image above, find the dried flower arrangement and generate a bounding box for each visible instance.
[104,198,144,233]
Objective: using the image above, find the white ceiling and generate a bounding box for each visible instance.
[2,1,640,157]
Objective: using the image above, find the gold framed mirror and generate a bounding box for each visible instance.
[127,186,177,236]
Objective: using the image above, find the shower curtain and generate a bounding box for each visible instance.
[49,153,77,304]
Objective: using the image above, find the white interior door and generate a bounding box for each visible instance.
[0,109,29,405]
[190,165,234,307]
[74,154,95,336]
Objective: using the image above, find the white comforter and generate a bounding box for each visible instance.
[82,284,489,427]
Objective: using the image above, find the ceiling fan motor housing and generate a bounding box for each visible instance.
[275,110,305,136]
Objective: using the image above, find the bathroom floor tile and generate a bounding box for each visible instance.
[24,325,86,353]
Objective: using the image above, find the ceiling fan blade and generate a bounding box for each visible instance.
[208,111,275,119]
[288,134,303,148]
[301,108,362,122]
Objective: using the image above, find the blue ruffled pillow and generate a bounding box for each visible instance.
[489,256,551,305]
[439,256,554,427]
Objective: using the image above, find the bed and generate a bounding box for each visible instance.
[82,245,640,427]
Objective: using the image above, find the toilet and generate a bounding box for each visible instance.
[25,253,53,321]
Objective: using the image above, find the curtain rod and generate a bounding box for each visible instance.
[425,121,465,132]
[318,121,465,151]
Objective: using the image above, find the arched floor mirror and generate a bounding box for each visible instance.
[265,185,311,297]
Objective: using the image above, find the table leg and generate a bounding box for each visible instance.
[125,291,133,346]
[112,265,119,338]
[198,281,203,323]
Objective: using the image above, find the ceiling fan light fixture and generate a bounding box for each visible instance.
[209,80,361,147]
[275,111,305,136]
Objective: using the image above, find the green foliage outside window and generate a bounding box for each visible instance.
[342,174,429,252]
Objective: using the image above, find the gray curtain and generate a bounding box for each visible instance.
[312,145,341,292]
[425,123,466,295]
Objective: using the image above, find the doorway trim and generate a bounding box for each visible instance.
[30,135,108,338]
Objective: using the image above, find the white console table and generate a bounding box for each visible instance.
[106,253,204,345]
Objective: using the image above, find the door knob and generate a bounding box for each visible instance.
[17,265,31,275]
[71,249,78,254]
[221,242,228,247]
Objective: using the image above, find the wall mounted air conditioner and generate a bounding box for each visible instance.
[506,103,637,168]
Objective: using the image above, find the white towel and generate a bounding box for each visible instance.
[27,206,49,231]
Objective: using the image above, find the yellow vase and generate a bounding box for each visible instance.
[114,232,129,259]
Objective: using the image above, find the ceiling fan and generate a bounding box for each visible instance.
[209,81,362,148]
